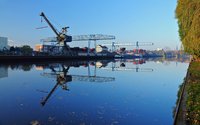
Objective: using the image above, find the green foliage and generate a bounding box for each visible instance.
[176,0,200,57]
[20,45,33,55]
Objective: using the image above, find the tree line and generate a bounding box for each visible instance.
[176,0,200,59]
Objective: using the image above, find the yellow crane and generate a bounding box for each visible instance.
[40,12,72,48]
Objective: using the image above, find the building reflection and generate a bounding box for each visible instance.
[102,59,153,72]
[0,57,190,106]
[0,65,8,78]
[37,59,156,106]
[146,57,191,64]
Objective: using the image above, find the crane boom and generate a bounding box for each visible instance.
[40,12,72,45]
[40,12,59,37]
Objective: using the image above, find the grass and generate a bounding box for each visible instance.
[185,61,200,124]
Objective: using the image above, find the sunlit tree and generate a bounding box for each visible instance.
[176,0,200,59]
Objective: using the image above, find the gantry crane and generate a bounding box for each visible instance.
[40,12,72,50]
[102,41,154,52]
[41,34,115,54]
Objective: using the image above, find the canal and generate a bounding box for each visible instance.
[0,58,189,125]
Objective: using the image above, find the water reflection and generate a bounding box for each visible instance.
[0,58,190,125]
[40,65,71,106]
[0,57,190,74]
[39,61,116,106]
[0,65,8,78]
[103,59,153,72]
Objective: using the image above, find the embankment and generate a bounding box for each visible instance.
[175,61,200,125]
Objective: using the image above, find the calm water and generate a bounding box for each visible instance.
[0,58,189,125]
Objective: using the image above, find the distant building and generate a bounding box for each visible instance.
[0,37,8,51]
[35,44,43,52]
[96,45,108,53]
[35,44,62,53]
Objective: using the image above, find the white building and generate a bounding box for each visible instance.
[0,37,8,51]
[96,45,108,53]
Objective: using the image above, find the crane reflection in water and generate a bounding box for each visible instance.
[0,58,191,125]
[0,59,154,106]
[38,59,154,106]
[40,64,71,106]
[39,60,115,106]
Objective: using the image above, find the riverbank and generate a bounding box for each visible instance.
[0,55,115,62]
[175,61,200,125]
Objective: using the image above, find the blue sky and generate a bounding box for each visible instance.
[0,0,180,50]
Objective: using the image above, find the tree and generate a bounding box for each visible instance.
[176,0,200,59]
[21,64,33,71]
[9,46,15,52]
[20,45,33,55]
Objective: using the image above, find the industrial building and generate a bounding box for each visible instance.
[0,36,8,51]
[35,44,43,52]
[35,44,62,54]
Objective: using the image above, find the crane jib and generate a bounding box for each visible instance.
[40,12,72,43]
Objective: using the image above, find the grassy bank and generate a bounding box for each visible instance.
[175,61,200,125]
[185,61,200,124]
